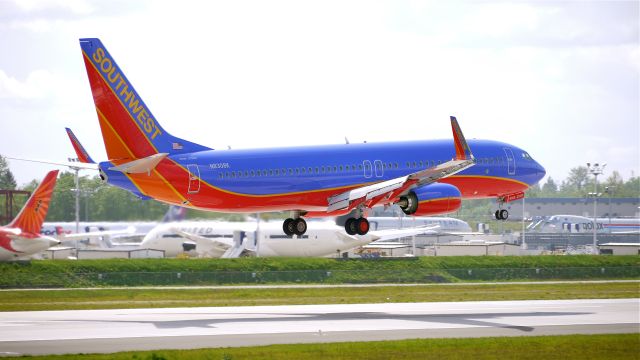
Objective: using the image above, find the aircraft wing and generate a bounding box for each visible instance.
[62,226,137,240]
[369,225,441,242]
[327,116,475,213]
[172,229,232,253]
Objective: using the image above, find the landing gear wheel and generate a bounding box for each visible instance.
[345,218,357,235]
[283,218,296,236]
[293,218,307,236]
[356,218,370,235]
[494,210,509,221]
[400,192,418,215]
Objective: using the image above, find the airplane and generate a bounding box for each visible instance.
[528,215,640,234]
[0,170,61,261]
[43,205,187,247]
[139,220,435,258]
[361,216,472,233]
[74,37,546,237]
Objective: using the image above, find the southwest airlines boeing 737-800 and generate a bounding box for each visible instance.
[74,38,545,237]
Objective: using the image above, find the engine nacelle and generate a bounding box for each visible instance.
[397,183,462,216]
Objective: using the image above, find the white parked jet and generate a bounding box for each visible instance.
[140,220,434,258]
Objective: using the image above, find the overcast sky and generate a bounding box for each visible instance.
[0,0,638,188]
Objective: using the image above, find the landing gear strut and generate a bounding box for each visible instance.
[494,197,509,220]
[283,212,307,237]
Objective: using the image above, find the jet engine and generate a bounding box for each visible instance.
[396,183,462,216]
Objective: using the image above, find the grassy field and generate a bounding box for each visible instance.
[2,255,638,288]
[1,281,637,311]
[2,334,638,359]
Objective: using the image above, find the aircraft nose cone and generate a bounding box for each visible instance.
[535,161,546,181]
[48,238,61,247]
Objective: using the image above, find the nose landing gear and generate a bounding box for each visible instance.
[495,209,509,221]
[495,196,509,220]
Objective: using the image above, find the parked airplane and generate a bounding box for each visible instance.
[48,205,188,248]
[140,220,433,258]
[0,170,61,260]
[75,38,545,237]
[365,216,472,233]
[528,215,640,234]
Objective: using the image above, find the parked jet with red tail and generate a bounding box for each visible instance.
[0,170,61,260]
[74,38,545,237]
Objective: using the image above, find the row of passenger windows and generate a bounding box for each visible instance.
[215,157,504,179]
[218,164,365,179]
[476,157,506,165]
[218,160,442,179]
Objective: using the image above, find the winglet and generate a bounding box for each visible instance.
[65,128,95,164]
[450,116,474,161]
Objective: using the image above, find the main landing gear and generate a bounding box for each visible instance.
[283,217,307,236]
[283,211,307,237]
[345,217,370,235]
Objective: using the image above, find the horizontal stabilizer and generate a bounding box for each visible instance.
[108,153,168,174]
[6,156,98,170]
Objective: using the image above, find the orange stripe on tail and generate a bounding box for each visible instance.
[8,170,59,234]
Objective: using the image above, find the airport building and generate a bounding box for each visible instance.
[502,197,640,220]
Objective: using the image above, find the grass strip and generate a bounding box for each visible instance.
[1,334,638,359]
[2,255,638,288]
[1,282,637,311]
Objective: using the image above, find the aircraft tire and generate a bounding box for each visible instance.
[345,218,357,235]
[283,218,295,236]
[356,218,370,235]
[499,209,509,220]
[293,218,307,236]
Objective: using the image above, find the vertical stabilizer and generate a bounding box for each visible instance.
[7,170,59,234]
[79,38,211,162]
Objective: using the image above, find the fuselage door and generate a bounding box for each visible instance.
[187,164,200,194]
[503,148,516,175]
[363,160,373,178]
[374,160,384,178]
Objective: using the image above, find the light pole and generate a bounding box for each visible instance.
[605,186,615,226]
[586,162,606,253]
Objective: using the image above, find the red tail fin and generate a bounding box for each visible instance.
[79,38,210,162]
[8,170,59,234]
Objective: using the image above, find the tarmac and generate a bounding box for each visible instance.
[0,298,637,356]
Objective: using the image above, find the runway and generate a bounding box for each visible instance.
[0,299,637,356]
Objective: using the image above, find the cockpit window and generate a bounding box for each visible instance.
[521,152,533,161]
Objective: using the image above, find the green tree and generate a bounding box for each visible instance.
[541,177,558,196]
[0,155,17,190]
